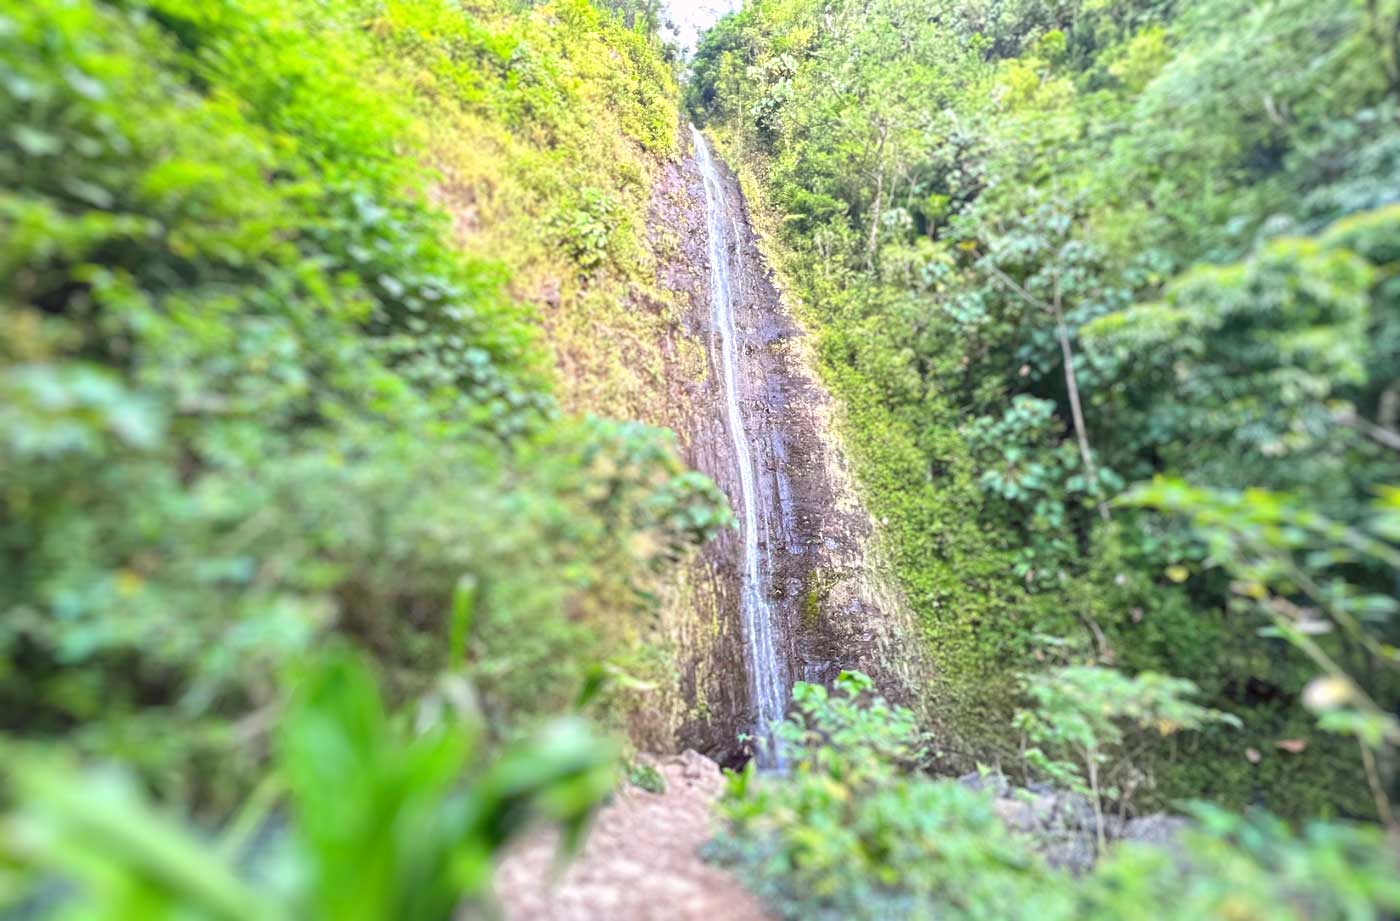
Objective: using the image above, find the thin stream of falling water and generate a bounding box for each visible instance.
[690,124,786,766]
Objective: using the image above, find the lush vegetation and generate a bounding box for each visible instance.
[689,0,1400,817]
[4,651,615,919]
[709,672,1400,920]
[7,0,1400,913]
[1,0,727,913]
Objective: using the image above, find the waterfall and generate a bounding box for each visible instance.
[690,125,786,766]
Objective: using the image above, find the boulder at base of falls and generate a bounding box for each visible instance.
[958,772,1188,875]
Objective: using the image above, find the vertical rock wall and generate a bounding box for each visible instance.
[642,128,929,763]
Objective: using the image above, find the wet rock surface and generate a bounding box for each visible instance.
[496,128,933,918]
[648,128,925,763]
[959,772,1188,874]
[639,133,751,760]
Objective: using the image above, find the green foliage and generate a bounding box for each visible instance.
[776,671,925,778]
[363,0,692,439]
[709,675,1400,921]
[690,0,1400,813]
[1125,478,1400,824]
[1084,213,1383,494]
[711,673,1023,920]
[966,395,1119,584]
[626,759,667,793]
[1015,665,1239,845]
[1083,804,1400,921]
[0,0,721,812]
[552,187,622,271]
[1,650,617,919]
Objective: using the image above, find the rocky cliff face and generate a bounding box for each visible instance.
[640,128,928,763]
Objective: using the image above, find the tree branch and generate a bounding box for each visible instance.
[986,263,1111,523]
[1334,408,1400,454]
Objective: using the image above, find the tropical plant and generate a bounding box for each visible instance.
[0,650,617,920]
[1126,478,1400,830]
[1014,665,1240,850]
[709,674,1400,921]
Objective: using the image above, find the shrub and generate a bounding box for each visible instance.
[0,650,617,920]
[0,0,723,808]
[709,675,1400,921]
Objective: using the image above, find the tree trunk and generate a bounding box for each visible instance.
[1366,0,1400,97]
[1050,274,1110,523]
[865,122,888,270]
[1084,745,1107,856]
[986,264,1110,523]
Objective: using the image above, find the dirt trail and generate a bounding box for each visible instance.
[493,752,770,921]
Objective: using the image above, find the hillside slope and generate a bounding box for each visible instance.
[690,0,1400,814]
[0,0,732,808]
